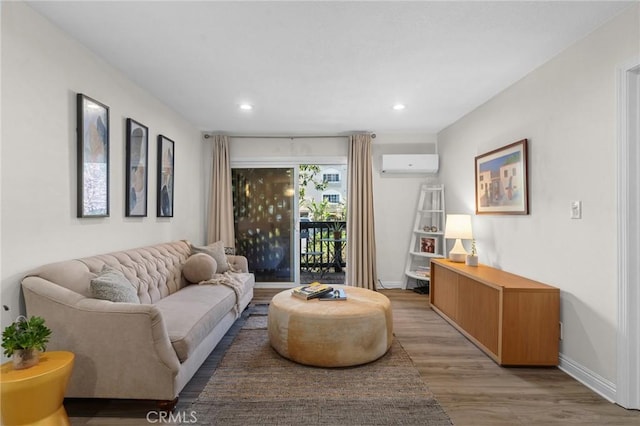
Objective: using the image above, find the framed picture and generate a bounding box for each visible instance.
[77,93,109,218]
[475,139,529,215]
[125,119,148,217]
[157,135,175,217]
[420,237,437,254]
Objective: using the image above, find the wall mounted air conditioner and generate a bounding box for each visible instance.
[381,154,439,174]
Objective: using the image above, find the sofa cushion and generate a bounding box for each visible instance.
[183,253,217,284]
[154,271,254,362]
[90,266,140,303]
[154,284,236,362]
[191,241,230,274]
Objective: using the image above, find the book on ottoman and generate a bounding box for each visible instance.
[318,288,347,301]
[292,282,333,300]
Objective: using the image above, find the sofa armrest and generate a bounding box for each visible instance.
[21,276,181,399]
[227,255,249,273]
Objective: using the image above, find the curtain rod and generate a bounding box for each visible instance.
[203,133,375,140]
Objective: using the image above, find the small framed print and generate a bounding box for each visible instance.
[77,93,109,218]
[420,237,437,254]
[125,118,148,217]
[475,139,529,215]
[157,135,174,217]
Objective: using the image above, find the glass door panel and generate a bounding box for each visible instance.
[232,168,294,282]
[298,163,347,285]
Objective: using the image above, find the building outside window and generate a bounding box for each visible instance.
[323,193,340,204]
[299,165,347,221]
[323,173,340,183]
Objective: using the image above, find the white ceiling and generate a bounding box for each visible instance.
[27,1,632,136]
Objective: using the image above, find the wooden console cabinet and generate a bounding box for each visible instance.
[430,259,559,366]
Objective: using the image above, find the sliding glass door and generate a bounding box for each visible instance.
[232,163,347,285]
[298,164,347,285]
[232,168,295,282]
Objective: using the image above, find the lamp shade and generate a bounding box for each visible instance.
[444,214,473,240]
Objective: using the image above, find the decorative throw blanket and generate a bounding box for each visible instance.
[199,272,249,318]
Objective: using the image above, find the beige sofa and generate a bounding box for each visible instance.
[21,240,254,408]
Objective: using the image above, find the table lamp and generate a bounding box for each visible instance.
[444,214,473,262]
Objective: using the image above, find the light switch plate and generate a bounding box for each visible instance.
[570,201,582,219]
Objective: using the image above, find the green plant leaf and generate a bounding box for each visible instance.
[2,316,52,357]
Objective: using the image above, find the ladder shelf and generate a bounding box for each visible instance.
[402,184,446,290]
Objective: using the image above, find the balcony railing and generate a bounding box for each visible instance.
[300,221,346,275]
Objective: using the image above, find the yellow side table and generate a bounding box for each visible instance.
[1,351,74,426]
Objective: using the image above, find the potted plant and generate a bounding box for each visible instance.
[465,239,479,266]
[328,221,344,240]
[2,315,52,369]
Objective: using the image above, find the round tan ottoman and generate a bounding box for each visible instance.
[268,285,393,367]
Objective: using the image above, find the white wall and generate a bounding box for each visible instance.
[438,5,639,392]
[1,3,205,327]
[372,134,438,288]
[221,134,437,288]
[228,136,348,161]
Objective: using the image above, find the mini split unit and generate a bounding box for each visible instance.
[381,154,439,174]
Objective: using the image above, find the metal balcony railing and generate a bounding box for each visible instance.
[300,221,346,274]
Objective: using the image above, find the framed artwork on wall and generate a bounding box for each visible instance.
[77,93,110,218]
[475,139,529,215]
[125,118,148,217]
[157,135,175,217]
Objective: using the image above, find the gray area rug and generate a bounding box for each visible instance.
[183,305,452,425]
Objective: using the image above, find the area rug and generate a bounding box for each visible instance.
[183,305,452,425]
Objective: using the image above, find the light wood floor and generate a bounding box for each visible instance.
[65,288,639,425]
[254,288,639,425]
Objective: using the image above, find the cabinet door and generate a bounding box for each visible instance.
[457,276,500,357]
[431,264,458,321]
[501,291,559,365]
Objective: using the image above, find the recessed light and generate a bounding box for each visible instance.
[239,103,253,111]
[392,104,406,111]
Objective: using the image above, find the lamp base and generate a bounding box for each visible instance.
[448,238,468,263]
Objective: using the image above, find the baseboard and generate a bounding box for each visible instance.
[254,283,292,289]
[559,353,616,403]
[377,281,402,289]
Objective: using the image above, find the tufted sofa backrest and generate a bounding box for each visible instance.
[27,240,192,304]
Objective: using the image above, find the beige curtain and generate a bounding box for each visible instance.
[346,133,378,290]
[207,135,235,247]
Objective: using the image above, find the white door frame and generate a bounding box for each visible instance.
[616,58,640,409]
[232,157,347,288]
